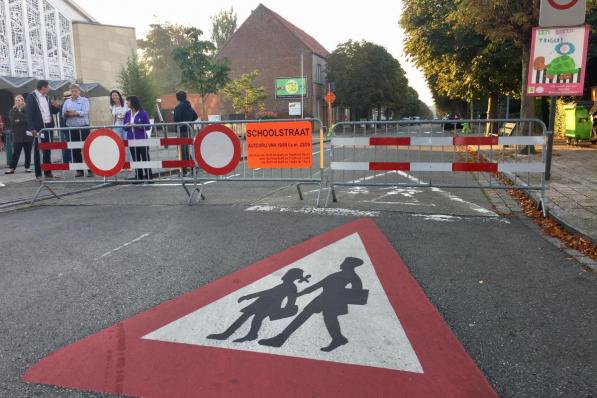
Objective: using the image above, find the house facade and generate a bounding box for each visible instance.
[215,4,330,122]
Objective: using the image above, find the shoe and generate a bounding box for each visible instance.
[75,171,84,177]
[320,336,349,352]
[25,168,32,173]
[233,334,258,343]
[206,333,229,341]
[258,336,285,348]
[4,169,15,175]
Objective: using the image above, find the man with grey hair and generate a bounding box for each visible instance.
[62,83,92,177]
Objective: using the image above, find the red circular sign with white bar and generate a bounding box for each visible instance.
[83,129,126,177]
[547,0,578,9]
[194,124,241,176]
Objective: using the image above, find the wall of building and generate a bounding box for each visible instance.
[72,22,136,124]
[216,7,315,118]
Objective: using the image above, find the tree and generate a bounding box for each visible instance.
[326,40,415,120]
[172,27,230,118]
[118,52,157,112]
[222,70,267,118]
[138,23,191,95]
[211,8,238,52]
[401,0,520,128]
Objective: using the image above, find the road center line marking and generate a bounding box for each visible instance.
[95,233,152,261]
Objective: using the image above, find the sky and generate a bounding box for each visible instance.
[75,0,434,107]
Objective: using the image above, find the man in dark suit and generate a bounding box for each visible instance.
[27,80,60,180]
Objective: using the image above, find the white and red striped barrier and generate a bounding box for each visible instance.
[330,135,546,174]
[331,136,546,147]
[331,161,546,173]
[39,125,242,177]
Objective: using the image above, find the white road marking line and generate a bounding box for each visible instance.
[245,205,380,218]
[95,233,152,261]
[204,174,242,185]
[0,182,5,187]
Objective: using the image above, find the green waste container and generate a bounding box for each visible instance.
[564,105,592,142]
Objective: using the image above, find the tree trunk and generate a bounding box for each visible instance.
[201,95,208,121]
[519,40,537,154]
[485,94,499,136]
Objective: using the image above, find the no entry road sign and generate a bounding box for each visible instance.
[540,0,586,27]
[24,219,497,398]
[82,129,126,177]
[194,124,241,176]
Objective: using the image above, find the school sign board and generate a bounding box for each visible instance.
[527,25,590,97]
[539,0,586,27]
[275,77,307,98]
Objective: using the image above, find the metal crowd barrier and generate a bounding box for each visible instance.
[326,119,551,213]
[32,118,325,206]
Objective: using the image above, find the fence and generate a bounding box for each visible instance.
[326,119,550,214]
[33,118,325,205]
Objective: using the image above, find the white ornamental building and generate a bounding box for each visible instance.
[0,0,137,124]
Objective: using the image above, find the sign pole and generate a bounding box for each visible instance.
[545,96,557,180]
[301,52,304,119]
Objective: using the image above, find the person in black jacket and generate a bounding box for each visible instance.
[173,91,198,175]
[26,80,60,180]
[5,95,33,174]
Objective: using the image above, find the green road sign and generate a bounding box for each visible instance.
[276,77,307,98]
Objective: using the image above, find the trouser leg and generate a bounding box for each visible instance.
[9,142,24,169]
[41,132,51,176]
[71,129,83,164]
[23,142,32,169]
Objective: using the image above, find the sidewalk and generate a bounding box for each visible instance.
[477,139,597,243]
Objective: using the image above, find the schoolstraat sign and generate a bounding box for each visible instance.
[246,121,313,169]
[527,25,590,97]
[539,0,586,27]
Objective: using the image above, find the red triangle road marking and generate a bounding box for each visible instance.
[24,218,498,397]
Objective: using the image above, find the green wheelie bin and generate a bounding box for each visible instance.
[564,105,594,145]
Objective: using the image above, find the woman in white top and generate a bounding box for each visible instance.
[110,90,131,162]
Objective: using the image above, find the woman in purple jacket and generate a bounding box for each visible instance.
[124,96,153,181]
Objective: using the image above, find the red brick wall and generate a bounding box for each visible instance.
[215,6,316,118]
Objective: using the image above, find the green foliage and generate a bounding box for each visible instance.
[326,40,420,120]
[400,0,520,107]
[222,70,267,118]
[118,52,157,111]
[211,8,238,52]
[172,27,230,115]
[137,23,191,95]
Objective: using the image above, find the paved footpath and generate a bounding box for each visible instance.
[479,139,597,243]
[0,182,595,398]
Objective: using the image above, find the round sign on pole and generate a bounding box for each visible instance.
[83,129,126,177]
[194,124,241,176]
[547,0,578,9]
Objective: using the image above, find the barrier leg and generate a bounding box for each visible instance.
[187,184,206,206]
[296,184,304,201]
[324,185,338,208]
[31,183,60,204]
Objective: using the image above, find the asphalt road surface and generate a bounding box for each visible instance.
[0,176,596,397]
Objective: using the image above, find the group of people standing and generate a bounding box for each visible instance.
[3,80,178,182]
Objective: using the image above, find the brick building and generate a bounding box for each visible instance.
[215,4,330,122]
